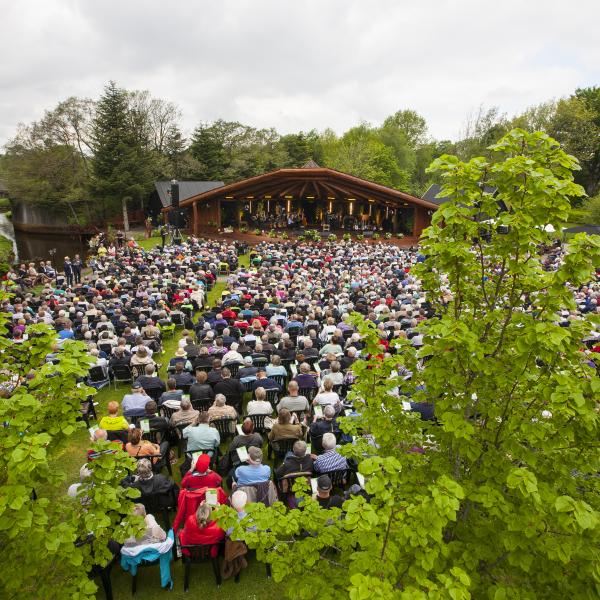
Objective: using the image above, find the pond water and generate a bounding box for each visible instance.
[0,213,90,263]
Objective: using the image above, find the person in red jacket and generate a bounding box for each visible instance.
[178,502,225,557]
[180,453,223,490]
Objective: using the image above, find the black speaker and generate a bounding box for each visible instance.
[170,181,180,208]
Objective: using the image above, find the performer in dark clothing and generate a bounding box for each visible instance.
[72,255,83,284]
[64,257,74,287]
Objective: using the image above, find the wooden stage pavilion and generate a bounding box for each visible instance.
[173,162,438,238]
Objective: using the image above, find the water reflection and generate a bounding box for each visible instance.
[0,213,89,263]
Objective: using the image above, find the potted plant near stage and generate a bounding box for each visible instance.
[240,225,248,233]
[254,228,261,235]
[343,233,352,242]
[356,234,365,241]
[328,233,337,242]
[397,232,405,239]
[281,232,289,240]
[372,232,381,240]
[268,229,277,238]
[384,232,392,239]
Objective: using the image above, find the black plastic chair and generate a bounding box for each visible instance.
[133,452,172,476]
[226,362,242,378]
[137,486,178,530]
[244,413,270,435]
[275,471,312,504]
[159,405,178,420]
[106,429,128,444]
[191,397,213,413]
[268,437,298,461]
[263,388,279,407]
[111,364,133,389]
[177,383,192,394]
[144,386,163,403]
[210,417,237,442]
[88,366,110,390]
[271,374,287,388]
[180,542,224,590]
[129,555,161,595]
[299,387,317,402]
[320,468,351,490]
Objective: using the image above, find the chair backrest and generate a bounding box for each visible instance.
[244,413,268,434]
[321,468,349,489]
[107,429,129,444]
[142,429,162,445]
[112,364,133,381]
[131,364,145,380]
[299,387,317,402]
[98,342,113,355]
[191,398,212,413]
[181,543,224,563]
[253,357,268,367]
[210,417,236,437]
[280,358,295,374]
[270,437,298,456]
[88,365,108,382]
[145,387,163,402]
[159,405,178,420]
[275,471,312,496]
[271,374,287,388]
[177,383,192,394]
[227,362,242,377]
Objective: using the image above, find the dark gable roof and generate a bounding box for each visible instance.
[423,183,498,206]
[154,181,224,208]
[563,224,600,235]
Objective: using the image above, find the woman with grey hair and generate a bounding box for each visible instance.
[122,458,179,501]
[207,393,238,425]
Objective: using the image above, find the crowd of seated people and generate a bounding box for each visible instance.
[4,232,598,591]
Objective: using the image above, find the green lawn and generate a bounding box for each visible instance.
[51,252,285,598]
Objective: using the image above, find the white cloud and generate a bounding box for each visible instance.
[1,0,599,146]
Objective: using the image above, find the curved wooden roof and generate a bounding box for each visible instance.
[178,166,438,210]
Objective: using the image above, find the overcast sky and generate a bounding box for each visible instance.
[2,0,599,147]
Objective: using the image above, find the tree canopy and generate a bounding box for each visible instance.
[2,83,600,224]
[217,129,600,599]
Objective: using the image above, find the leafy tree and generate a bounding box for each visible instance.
[90,81,157,228]
[549,89,600,197]
[0,97,95,224]
[0,295,142,598]
[218,129,600,599]
[322,124,410,189]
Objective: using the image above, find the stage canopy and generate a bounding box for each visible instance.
[175,163,439,238]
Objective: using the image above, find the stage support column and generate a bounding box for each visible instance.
[193,201,199,236]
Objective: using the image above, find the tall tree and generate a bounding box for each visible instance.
[0,97,95,223]
[219,129,600,599]
[90,81,156,229]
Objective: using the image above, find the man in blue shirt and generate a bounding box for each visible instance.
[234,446,271,486]
[121,384,149,418]
[182,412,220,453]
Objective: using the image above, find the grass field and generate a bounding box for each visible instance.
[50,252,285,599]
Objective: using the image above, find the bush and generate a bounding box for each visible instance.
[343,233,352,241]
[328,233,337,242]
[268,229,277,238]
[281,232,289,240]
[240,226,248,233]
[356,234,365,241]
[384,232,392,239]
[254,228,261,235]
[372,232,381,240]
[397,232,405,239]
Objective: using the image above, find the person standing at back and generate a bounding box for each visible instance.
[63,256,73,288]
[72,254,83,285]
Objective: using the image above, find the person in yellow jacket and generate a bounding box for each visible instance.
[99,401,130,431]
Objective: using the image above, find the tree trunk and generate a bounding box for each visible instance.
[122,198,130,233]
